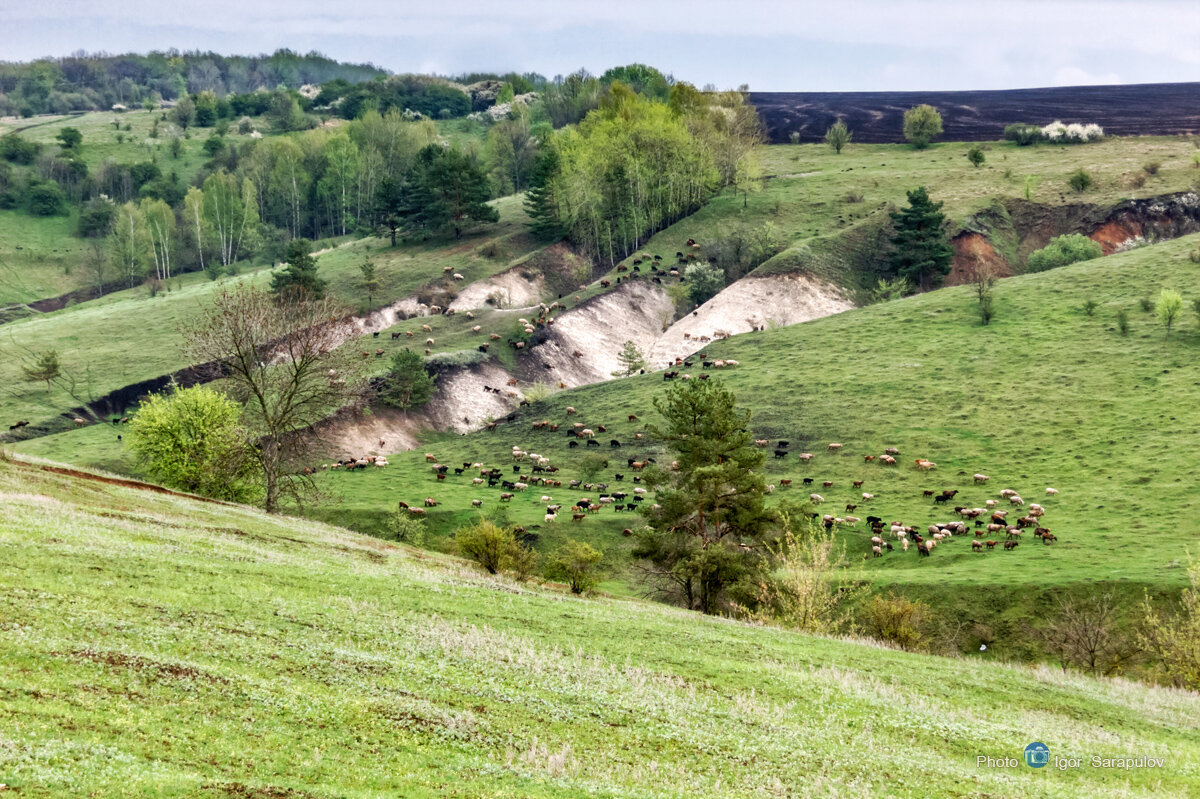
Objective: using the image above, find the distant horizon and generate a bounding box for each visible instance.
[4,1,1198,92]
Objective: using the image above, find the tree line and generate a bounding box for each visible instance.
[526,81,763,264]
[0,49,384,117]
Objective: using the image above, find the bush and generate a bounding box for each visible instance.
[1042,121,1104,143]
[1115,308,1129,336]
[979,294,995,325]
[390,513,426,546]
[869,275,912,304]
[1143,161,1161,176]
[1156,288,1183,336]
[0,134,41,164]
[1067,168,1094,193]
[1139,559,1200,689]
[127,384,257,502]
[455,519,527,576]
[1139,296,1154,313]
[864,593,930,651]
[966,146,985,168]
[1026,233,1103,273]
[24,180,68,217]
[1003,123,1042,146]
[685,261,725,306]
[544,539,606,594]
[1082,299,1099,316]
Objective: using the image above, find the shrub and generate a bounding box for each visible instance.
[390,513,427,546]
[127,384,257,502]
[1193,298,1200,328]
[1026,233,1103,273]
[1139,296,1154,313]
[824,120,852,154]
[788,131,801,145]
[1042,121,1104,143]
[1115,308,1129,336]
[966,146,985,168]
[864,593,930,651]
[1139,558,1200,689]
[25,180,68,216]
[843,191,864,204]
[544,539,606,594]
[455,519,524,575]
[869,276,912,304]
[1067,168,1094,193]
[979,294,995,325]
[0,134,41,164]
[1003,123,1042,146]
[685,261,725,306]
[1143,161,1161,176]
[1082,299,1098,316]
[1156,288,1183,336]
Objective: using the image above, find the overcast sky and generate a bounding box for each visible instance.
[2,0,1197,92]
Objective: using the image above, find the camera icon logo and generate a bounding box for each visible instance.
[1025,742,1051,768]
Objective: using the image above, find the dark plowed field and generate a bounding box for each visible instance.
[750,82,1200,143]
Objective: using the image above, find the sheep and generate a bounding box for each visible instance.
[423,497,438,507]
[810,493,825,503]
[861,492,875,501]
[973,473,990,484]
[1008,495,1025,506]
[798,453,814,462]
[422,324,433,333]
[872,545,883,558]
[915,459,937,471]
[827,443,844,451]
[471,499,483,507]
[424,453,438,462]
[453,273,465,281]
[999,489,1017,498]
[545,513,558,522]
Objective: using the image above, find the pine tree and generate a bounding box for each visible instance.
[634,378,775,615]
[889,187,953,291]
[523,146,565,240]
[270,239,326,300]
[405,145,498,239]
[378,349,437,416]
[611,340,646,377]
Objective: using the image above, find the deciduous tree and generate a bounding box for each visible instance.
[182,285,367,512]
[903,104,943,149]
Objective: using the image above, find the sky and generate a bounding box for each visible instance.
[2,0,1198,92]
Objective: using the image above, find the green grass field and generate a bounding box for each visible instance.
[2,455,1197,797]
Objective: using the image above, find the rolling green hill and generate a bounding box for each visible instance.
[240,232,1200,609]
[1,455,1197,797]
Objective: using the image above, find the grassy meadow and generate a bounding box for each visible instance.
[1,455,1197,798]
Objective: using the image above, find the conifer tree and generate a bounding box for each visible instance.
[889,186,953,291]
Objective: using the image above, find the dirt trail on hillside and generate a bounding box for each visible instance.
[647,274,851,367]
[527,281,676,387]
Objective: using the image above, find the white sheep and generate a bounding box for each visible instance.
[810,493,825,503]
[1045,487,1059,496]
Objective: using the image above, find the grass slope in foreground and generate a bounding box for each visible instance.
[0,456,1198,798]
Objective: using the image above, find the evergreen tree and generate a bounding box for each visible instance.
[523,146,564,240]
[405,145,498,238]
[611,340,646,377]
[358,257,381,312]
[374,176,407,246]
[377,349,437,415]
[889,187,953,291]
[634,378,775,615]
[270,239,326,300]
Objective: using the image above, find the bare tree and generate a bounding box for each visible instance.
[1040,591,1140,676]
[182,285,368,512]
